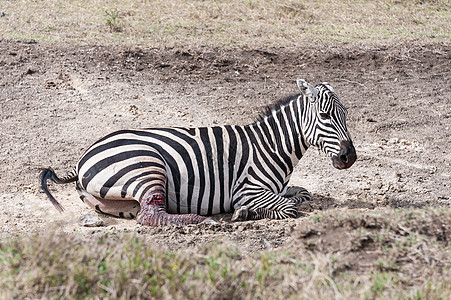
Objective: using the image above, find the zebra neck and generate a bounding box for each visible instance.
[249,100,309,173]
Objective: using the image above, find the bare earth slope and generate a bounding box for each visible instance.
[0,40,449,251]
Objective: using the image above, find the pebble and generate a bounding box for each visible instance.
[77,214,104,227]
[203,219,218,225]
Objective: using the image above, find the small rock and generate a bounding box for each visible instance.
[388,138,399,144]
[77,214,104,227]
[203,219,217,225]
[25,68,37,75]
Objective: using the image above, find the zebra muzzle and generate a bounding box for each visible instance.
[332,140,357,169]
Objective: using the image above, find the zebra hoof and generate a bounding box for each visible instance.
[231,206,248,222]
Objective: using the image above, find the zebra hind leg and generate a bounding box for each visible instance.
[137,190,207,226]
[77,184,140,219]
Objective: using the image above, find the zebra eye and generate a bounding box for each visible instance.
[319,112,331,120]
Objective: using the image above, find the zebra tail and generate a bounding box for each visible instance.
[39,167,78,213]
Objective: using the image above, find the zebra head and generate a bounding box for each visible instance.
[297,79,357,169]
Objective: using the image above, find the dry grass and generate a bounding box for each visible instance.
[1,208,449,299]
[0,0,449,48]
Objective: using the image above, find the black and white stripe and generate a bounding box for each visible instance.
[41,79,356,222]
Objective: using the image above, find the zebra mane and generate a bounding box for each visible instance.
[255,94,299,123]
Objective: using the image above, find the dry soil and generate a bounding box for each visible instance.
[0,39,449,252]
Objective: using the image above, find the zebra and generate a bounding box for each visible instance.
[40,79,357,226]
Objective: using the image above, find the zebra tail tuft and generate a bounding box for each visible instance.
[39,167,78,213]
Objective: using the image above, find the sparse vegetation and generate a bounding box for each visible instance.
[0,0,449,47]
[1,209,449,299]
[105,8,123,32]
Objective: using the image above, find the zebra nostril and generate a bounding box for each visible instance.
[340,154,348,164]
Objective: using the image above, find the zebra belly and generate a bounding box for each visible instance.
[164,167,234,216]
[148,126,240,216]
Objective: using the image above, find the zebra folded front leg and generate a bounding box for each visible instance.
[232,192,299,222]
[137,191,207,226]
[232,205,298,222]
[282,186,312,205]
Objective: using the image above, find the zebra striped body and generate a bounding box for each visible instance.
[41,79,356,225]
[78,123,303,217]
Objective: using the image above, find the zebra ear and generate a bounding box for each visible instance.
[296,79,318,102]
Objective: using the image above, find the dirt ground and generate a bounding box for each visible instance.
[0,39,449,252]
